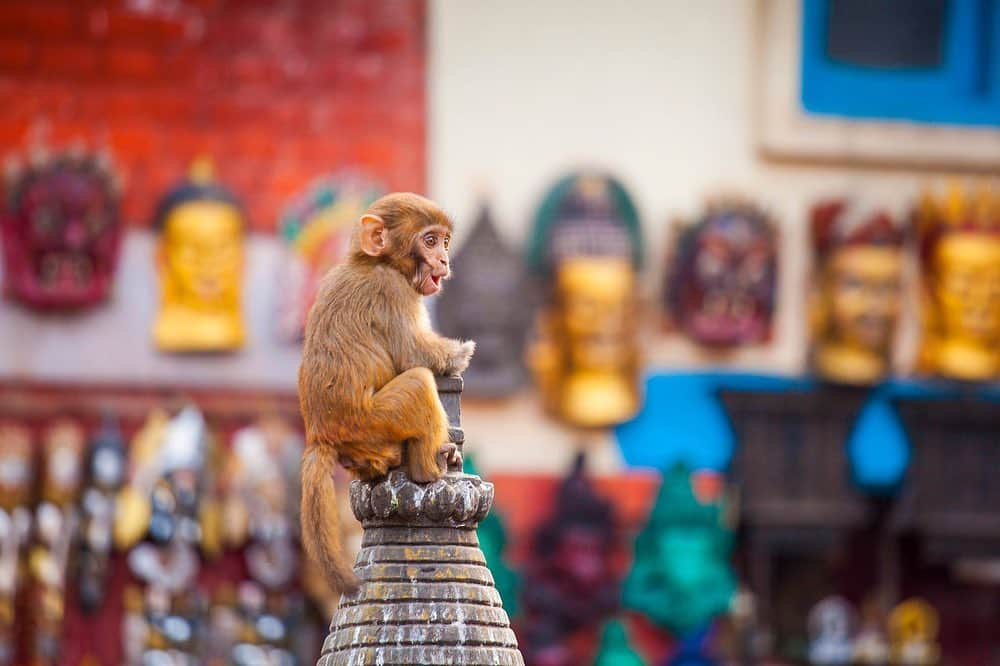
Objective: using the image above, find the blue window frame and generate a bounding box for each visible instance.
[801,0,1000,126]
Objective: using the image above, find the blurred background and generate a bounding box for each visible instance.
[0,0,998,664]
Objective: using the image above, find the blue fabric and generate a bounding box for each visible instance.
[615,371,810,473]
[662,623,718,666]
[849,378,1000,492]
[615,371,1000,493]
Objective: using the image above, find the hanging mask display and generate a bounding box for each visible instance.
[664,200,777,348]
[77,413,128,612]
[1,150,122,309]
[134,584,205,666]
[114,409,167,551]
[914,184,999,381]
[216,417,313,664]
[435,203,533,398]
[204,584,240,664]
[0,423,33,666]
[222,418,302,589]
[526,173,642,428]
[276,174,384,342]
[152,160,247,352]
[118,406,218,663]
[809,199,905,385]
[228,581,303,666]
[28,420,85,665]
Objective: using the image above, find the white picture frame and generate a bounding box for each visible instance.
[754,0,1000,170]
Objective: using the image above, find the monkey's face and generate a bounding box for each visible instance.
[410,224,452,296]
[357,194,454,295]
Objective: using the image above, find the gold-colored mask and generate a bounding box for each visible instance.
[529,256,640,427]
[153,163,246,352]
[809,201,905,385]
[915,185,1000,381]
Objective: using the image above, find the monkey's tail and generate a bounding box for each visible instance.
[301,445,360,596]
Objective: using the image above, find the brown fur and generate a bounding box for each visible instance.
[298,192,475,595]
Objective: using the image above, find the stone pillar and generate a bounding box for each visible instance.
[317,376,524,665]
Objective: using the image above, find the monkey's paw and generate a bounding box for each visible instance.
[443,340,476,375]
[437,442,462,471]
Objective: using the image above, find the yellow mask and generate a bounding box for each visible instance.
[153,184,246,352]
[814,245,903,384]
[529,257,639,428]
[917,185,999,381]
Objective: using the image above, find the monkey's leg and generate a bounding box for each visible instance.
[338,443,403,479]
[370,367,449,483]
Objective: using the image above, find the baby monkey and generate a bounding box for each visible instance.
[299,192,475,595]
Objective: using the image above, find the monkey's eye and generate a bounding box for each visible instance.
[443,236,451,250]
[423,233,437,248]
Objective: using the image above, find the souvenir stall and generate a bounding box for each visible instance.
[1,1,999,665]
[0,381,334,665]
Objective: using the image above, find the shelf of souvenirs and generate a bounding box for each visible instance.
[0,380,338,666]
[0,380,300,423]
[0,380,993,664]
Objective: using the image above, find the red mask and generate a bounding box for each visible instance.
[666,204,777,347]
[2,154,122,308]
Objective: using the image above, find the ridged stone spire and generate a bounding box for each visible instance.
[316,376,524,665]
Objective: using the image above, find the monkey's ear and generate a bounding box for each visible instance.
[359,214,387,256]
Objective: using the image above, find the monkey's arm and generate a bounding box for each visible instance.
[390,306,474,375]
[389,319,472,376]
[413,331,475,376]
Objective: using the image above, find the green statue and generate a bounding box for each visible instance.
[623,463,735,638]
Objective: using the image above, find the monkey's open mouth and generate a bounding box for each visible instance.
[419,271,448,295]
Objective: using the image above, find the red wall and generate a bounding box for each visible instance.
[0,0,426,231]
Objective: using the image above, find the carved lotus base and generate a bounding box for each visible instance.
[350,470,493,528]
[317,473,523,666]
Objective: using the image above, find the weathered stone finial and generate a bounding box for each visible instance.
[316,376,524,665]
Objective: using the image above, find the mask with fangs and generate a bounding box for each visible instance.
[2,150,122,309]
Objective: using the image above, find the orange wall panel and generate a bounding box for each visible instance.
[0,0,426,231]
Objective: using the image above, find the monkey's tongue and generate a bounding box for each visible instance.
[431,275,442,287]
